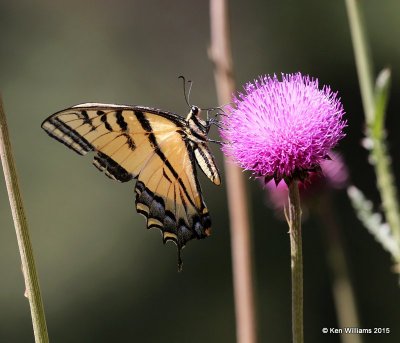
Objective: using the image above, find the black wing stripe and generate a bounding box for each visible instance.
[135,110,197,208]
[196,145,216,179]
[179,187,189,224]
[162,168,172,183]
[135,110,153,131]
[123,133,136,150]
[115,110,128,131]
[93,152,133,182]
[100,114,113,131]
[181,140,208,214]
[173,182,177,226]
[80,110,97,130]
[43,127,86,155]
[45,117,94,153]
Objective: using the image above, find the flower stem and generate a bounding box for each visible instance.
[372,139,400,260]
[209,1,257,342]
[345,0,400,264]
[344,0,375,124]
[286,181,303,343]
[0,96,49,343]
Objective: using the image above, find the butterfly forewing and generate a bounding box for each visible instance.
[42,103,217,268]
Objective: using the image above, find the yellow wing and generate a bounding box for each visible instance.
[42,103,211,268]
[135,133,211,269]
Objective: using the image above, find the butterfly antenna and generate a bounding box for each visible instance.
[187,80,193,106]
[178,75,192,108]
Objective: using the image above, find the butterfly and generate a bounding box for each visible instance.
[41,101,221,270]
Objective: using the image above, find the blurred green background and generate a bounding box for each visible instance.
[1,0,400,342]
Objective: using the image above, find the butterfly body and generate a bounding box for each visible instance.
[42,103,220,269]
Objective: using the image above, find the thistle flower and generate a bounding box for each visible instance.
[220,73,346,343]
[220,73,346,183]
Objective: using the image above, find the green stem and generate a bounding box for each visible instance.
[372,140,400,259]
[287,181,303,343]
[345,0,400,262]
[0,96,49,343]
[345,0,375,124]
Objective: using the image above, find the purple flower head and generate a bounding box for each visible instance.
[220,73,346,183]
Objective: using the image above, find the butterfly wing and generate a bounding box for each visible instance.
[42,103,211,267]
[194,143,221,185]
[135,132,211,269]
[42,103,186,181]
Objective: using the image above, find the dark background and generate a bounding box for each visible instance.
[1,0,400,342]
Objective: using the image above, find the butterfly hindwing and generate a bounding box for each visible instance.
[131,113,211,267]
[42,103,215,267]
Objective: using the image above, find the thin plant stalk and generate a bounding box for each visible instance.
[345,0,400,260]
[0,96,49,343]
[317,194,362,343]
[286,181,303,343]
[344,0,374,124]
[209,1,257,342]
